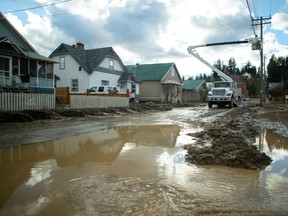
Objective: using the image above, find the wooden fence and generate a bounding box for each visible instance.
[56,87,70,105]
[0,92,55,111]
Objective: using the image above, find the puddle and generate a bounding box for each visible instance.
[0,109,288,215]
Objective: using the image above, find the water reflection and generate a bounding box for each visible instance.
[258,127,288,169]
[1,121,288,215]
[0,124,181,209]
[257,127,288,211]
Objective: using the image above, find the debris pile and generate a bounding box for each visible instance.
[184,107,272,170]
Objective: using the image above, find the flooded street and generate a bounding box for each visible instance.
[0,106,288,215]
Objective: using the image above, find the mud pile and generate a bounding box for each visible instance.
[184,107,272,170]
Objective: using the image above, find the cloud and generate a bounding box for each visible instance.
[271,12,288,31]
[3,0,288,78]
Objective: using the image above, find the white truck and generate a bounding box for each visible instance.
[207,80,242,108]
[187,40,254,108]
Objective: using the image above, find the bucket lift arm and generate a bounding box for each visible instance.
[187,39,257,81]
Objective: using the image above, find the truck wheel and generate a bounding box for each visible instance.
[208,102,212,108]
[229,98,233,108]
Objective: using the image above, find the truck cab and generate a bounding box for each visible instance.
[207,81,241,108]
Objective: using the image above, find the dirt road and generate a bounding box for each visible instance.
[1,101,287,170]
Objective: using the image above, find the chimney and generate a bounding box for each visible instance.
[76,42,84,49]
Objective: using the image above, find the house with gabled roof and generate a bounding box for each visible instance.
[49,42,140,101]
[126,63,182,103]
[0,12,56,111]
[0,12,55,94]
[182,79,208,102]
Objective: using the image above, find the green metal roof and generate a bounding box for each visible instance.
[126,63,174,81]
[183,79,205,90]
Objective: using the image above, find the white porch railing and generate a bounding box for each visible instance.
[29,77,54,88]
[0,73,53,89]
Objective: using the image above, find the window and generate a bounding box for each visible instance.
[101,80,109,86]
[71,79,78,92]
[98,86,104,92]
[47,63,53,79]
[59,57,65,69]
[30,60,37,77]
[0,57,9,73]
[109,59,114,70]
[131,84,136,93]
[171,68,175,76]
[38,61,46,78]
[12,57,18,76]
[20,58,28,75]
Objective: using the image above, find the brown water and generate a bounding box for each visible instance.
[0,108,288,215]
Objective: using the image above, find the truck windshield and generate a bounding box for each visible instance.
[214,82,231,88]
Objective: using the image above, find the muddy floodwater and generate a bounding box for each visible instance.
[0,107,288,215]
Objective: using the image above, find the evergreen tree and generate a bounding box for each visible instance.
[267,54,281,82]
[227,57,237,74]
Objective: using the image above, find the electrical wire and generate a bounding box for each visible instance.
[3,0,73,13]
[246,0,258,38]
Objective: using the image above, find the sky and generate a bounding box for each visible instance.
[1,0,288,79]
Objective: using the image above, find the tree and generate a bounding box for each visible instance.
[241,61,257,78]
[227,57,238,74]
[267,54,282,82]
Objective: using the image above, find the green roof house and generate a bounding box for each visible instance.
[126,63,183,103]
[182,79,208,102]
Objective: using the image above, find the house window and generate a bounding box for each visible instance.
[38,61,46,78]
[12,57,18,76]
[20,58,28,75]
[59,57,65,70]
[171,68,175,76]
[101,80,109,86]
[71,79,78,92]
[30,60,37,77]
[0,57,9,73]
[131,84,136,93]
[109,59,114,70]
[47,63,53,79]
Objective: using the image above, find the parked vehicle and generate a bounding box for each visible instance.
[88,86,118,94]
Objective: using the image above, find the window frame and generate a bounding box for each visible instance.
[109,59,114,71]
[101,80,109,86]
[59,56,65,70]
[71,79,79,92]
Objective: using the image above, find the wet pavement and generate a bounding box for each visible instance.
[0,106,288,215]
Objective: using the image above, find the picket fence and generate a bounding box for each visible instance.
[0,92,55,111]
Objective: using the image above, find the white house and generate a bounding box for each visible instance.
[49,42,140,100]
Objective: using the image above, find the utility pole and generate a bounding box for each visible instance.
[252,16,271,106]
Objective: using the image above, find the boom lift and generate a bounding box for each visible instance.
[187,38,260,108]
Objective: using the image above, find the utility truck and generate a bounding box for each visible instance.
[187,39,260,108]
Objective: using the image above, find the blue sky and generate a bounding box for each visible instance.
[1,0,288,78]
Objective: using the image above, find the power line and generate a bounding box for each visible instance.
[246,0,258,37]
[3,0,73,13]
